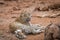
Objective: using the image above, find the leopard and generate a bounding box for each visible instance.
[9,10,45,39]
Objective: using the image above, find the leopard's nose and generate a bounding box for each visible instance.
[26,18,31,21]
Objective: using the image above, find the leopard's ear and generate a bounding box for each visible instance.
[46,21,53,27]
[20,10,26,17]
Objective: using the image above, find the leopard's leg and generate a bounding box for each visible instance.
[31,24,45,34]
[31,28,42,34]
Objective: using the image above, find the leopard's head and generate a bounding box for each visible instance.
[20,10,31,23]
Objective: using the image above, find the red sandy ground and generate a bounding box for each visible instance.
[0,0,60,40]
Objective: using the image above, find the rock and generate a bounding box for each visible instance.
[48,3,60,10]
[44,23,60,40]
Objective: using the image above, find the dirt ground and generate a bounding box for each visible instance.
[0,0,60,40]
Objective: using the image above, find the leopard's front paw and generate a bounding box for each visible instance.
[15,30,27,39]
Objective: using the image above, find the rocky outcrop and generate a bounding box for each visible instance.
[44,23,60,40]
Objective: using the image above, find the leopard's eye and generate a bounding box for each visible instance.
[23,14,27,17]
[28,13,30,16]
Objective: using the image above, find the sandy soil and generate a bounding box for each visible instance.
[0,0,60,40]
